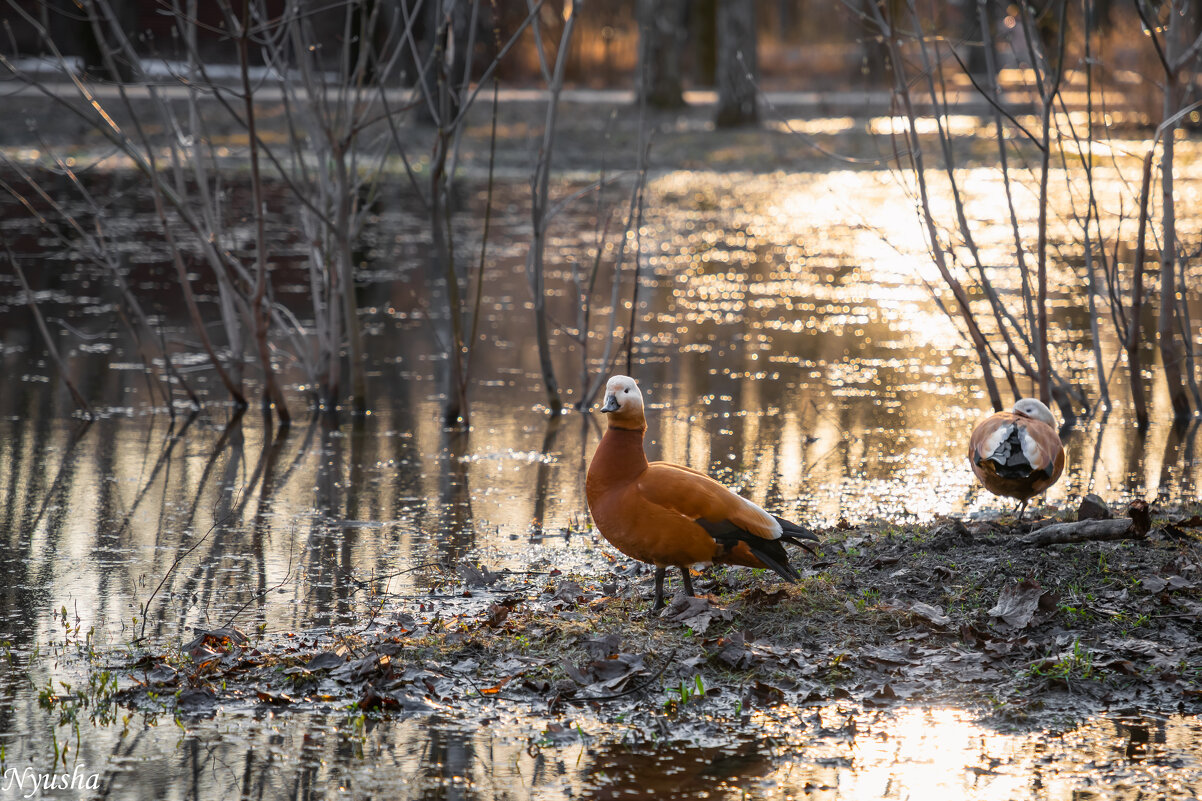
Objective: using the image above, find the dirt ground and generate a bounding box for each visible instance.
[108,500,1202,740]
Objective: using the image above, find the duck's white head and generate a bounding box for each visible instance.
[599,375,646,429]
[1012,397,1056,428]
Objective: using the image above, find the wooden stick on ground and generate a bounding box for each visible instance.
[1016,518,1137,547]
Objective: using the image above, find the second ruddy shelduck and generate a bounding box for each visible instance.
[586,375,819,611]
[968,398,1065,520]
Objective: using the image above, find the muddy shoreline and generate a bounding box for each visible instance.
[90,501,1202,744]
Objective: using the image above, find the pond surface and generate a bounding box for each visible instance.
[1,110,1201,798]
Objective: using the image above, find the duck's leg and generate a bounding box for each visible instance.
[680,566,695,597]
[1015,499,1028,522]
[652,567,667,611]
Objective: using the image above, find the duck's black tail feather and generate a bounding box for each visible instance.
[744,538,803,582]
[774,516,820,555]
[695,516,821,583]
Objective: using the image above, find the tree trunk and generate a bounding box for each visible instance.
[691,0,718,86]
[335,152,368,415]
[963,0,991,77]
[714,0,758,128]
[1159,108,1191,419]
[636,0,686,109]
[1127,152,1154,430]
[1036,108,1052,407]
[349,0,381,84]
[239,13,290,426]
[526,0,578,417]
[1160,7,1193,420]
[79,0,136,82]
[431,131,469,428]
[407,0,471,125]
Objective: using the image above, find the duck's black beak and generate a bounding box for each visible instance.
[600,395,620,413]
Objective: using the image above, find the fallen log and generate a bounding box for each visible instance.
[1015,517,1139,547]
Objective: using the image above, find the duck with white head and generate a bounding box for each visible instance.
[586,375,819,610]
[968,398,1066,520]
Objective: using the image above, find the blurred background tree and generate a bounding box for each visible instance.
[635,0,685,108]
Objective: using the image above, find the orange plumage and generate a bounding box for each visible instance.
[586,375,818,610]
[968,398,1066,520]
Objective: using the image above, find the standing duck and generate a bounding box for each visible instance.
[586,375,819,611]
[968,398,1066,520]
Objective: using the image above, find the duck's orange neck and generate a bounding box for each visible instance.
[588,424,649,490]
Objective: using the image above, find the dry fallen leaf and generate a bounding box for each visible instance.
[662,595,732,634]
[988,580,1048,629]
[479,677,513,695]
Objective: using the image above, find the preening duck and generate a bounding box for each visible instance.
[968,398,1065,520]
[585,375,819,611]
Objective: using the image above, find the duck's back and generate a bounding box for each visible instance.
[969,412,1064,499]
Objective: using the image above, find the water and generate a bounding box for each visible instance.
[1,112,1201,797]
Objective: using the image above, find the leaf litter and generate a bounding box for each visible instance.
[110,502,1202,744]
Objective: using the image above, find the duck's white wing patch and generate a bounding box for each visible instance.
[981,422,1014,459]
[1018,424,1047,469]
[738,496,783,539]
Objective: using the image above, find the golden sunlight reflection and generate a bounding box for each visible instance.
[547,708,1202,800]
[769,116,860,136]
[626,165,1199,523]
[750,708,1202,801]
[814,708,1028,798]
[868,114,985,137]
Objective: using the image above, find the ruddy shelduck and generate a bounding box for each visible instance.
[586,375,819,611]
[968,398,1065,520]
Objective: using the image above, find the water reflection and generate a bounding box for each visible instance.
[2,174,1199,524]
[11,708,1188,799]
[575,738,778,800]
[571,710,1202,800]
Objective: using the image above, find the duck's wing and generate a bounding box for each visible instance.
[969,413,1016,464]
[972,413,1034,476]
[641,462,781,540]
[1018,419,1065,479]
